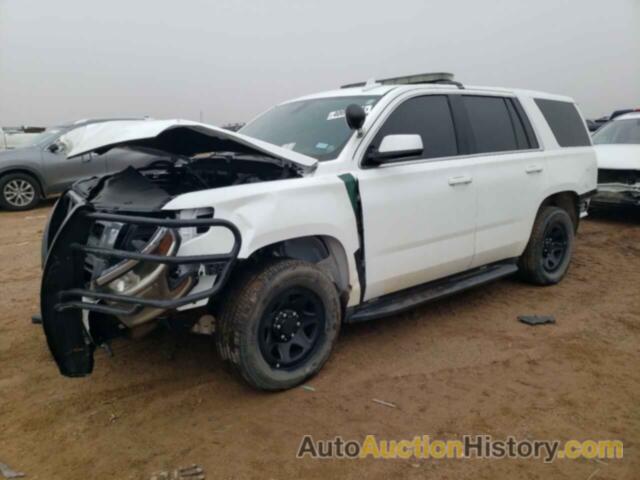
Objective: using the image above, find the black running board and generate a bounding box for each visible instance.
[347,261,518,323]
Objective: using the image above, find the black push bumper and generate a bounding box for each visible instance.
[40,195,241,377]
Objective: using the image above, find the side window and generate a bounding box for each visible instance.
[371,95,458,160]
[463,96,519,153]
[534,99,591,147]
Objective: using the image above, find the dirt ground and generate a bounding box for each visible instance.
[1,202,639,480]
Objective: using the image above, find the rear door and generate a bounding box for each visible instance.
[458,95,546,267]
[357,94,477,300]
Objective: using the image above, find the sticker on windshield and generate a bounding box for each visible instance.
[315,142,329,149]
[327,104,373,121]
[327,110,346,121]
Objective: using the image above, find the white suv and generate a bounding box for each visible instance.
[40,73,597,390]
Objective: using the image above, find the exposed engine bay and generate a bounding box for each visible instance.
[42,151,298,377]
[72,151,302,211]
[63,151,301,336]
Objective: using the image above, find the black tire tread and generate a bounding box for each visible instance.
[215,258,340,390]
[519,206,574,285]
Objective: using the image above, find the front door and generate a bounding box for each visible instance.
[356,94,477,301]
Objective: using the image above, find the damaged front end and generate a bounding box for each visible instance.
[39,119,318,377]
[594,169,640,206]
[41,191,241,377]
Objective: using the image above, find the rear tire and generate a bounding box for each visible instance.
[216,259,341,391]
[0,173,41,211]
[518,206,574,285]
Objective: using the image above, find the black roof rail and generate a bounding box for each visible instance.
[341,72,464,90]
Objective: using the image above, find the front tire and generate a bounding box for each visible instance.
[216,259,341,391]
[519,206,575,285]
[0,173,41,211]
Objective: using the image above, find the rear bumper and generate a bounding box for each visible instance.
[40,194,241,377]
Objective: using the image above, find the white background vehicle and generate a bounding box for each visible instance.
[40,73,597,390]
[0,126,44,150]
[592,112,640,206]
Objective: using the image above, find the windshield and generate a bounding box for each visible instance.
[240,96,380,161]
[593,118,640,145]
[30,129,65,146]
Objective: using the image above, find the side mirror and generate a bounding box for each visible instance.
[366,134,423,165]
[47,141,64,154]
[345,104,366,132]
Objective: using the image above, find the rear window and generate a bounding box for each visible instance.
[534,99,591,147]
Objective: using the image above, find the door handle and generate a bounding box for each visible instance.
[448,175,473,186]
[525,165,543,174]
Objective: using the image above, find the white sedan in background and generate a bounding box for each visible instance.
[593,112,640,206]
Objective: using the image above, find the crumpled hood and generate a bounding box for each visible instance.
[594,144,640,170]
[62,119,318,173]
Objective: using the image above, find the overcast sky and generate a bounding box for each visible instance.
[0,0,638,126]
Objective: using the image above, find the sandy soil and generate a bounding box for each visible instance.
[0,203,639,479]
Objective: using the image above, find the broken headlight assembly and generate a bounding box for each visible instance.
[41,205,242,377]
[85,222,199,329]
[93,226,179,291]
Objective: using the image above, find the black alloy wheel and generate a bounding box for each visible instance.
[541,222,569,273]
[518,206,575,285]
[258,287,325,370]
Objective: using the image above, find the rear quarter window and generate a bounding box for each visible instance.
[534,99,591,147]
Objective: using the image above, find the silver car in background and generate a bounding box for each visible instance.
[0,118,165,210]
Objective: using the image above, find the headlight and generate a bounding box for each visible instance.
[93,227,178,289]
[111,271,141,293]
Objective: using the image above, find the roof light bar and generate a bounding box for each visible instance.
[341,72,463,89]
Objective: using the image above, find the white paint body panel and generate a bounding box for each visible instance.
[594,145,640,170]
[164,176,363,306]
[357,158,476,299]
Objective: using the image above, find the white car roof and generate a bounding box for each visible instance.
[612,112,640,121]
[283,83,574,105]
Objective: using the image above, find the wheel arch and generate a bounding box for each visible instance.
[538,190,579,231]
[0,168,46,198]
[242,235,352,308]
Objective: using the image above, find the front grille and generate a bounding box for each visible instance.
[598,169,640,185]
